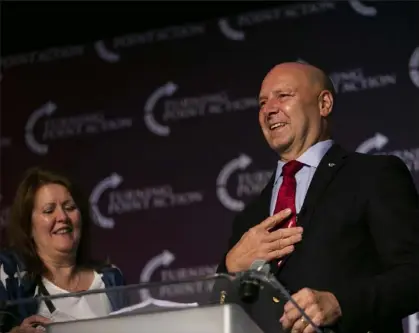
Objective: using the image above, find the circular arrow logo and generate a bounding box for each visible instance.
[356,132,389,154]
[409,46,419,89]
[94,40,121,63]
[144,82,178,136]
[89,173,123,229]
[218,18,245,41]
[139,250,175,301]
[25,101,57,155]
[216,154,252,211]
[348,0,377,16]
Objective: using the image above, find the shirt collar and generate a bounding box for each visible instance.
[275,139,334,182]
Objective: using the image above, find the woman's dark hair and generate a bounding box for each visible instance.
[5,167,98,276]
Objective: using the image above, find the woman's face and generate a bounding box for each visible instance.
[31,183,82,259]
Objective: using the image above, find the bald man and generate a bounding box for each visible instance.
[216,62,419,333]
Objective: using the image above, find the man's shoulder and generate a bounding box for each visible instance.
[326,143,402,167]
[344,150,407,172]
[334,149,414,191]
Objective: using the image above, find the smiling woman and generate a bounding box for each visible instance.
[0,167,127,333]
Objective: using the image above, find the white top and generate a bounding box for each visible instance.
[37,271,112,322]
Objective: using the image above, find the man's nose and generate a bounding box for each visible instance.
[264,100,279,115]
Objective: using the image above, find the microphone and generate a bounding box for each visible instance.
[247,259,271,275]
[238,259,270,303]
[238,259,330,333]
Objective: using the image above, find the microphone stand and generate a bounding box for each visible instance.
[237,269,323,333]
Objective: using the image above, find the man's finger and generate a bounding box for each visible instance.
[290,316,310,333]
[284,290,306,313]
[301,304,321,333]
[303,313,322,333]
[291,312,319,333]
[282,305,302,329]
[266,245,295,260]
[266,235,302,251]
[265,228,303,243]
[259,208,292,230]
[281,292,306,329]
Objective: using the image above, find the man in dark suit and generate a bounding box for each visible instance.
[216,62,419,333]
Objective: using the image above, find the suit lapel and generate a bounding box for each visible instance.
[272,144,348,275]
[259,173,275,220]
[297,143,348,229]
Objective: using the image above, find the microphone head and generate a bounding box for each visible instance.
[239,259,269,304]
[249,259,270,274]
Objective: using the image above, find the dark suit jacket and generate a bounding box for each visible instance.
[216,144,419,333]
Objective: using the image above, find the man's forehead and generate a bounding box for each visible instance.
[266,65,308,82]
[260,64,313,95]
[260,73,300,96]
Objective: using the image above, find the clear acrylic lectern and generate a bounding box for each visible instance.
[0,271,321,333]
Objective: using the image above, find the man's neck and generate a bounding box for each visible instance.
[280,134,331,162]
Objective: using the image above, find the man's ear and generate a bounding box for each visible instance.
[318,90,333,117]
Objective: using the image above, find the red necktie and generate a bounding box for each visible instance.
[273,160,304,267]
[273,160,304,229]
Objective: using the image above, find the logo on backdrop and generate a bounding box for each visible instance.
[1,45,85,71]
[144,82,258,136]
[24,101,133,155]
[139,250,175,301]
[348,0,377,16]
[329,68,396,93]
[356,133,419,173]
[94,40,120,63]
[144,82,178,136]
[90,173,123,229]
[90,173,204,229]
[216,154,273,212]
[355,133,389,154]
[25,101,57,155]
[409,46,419,89]
[139,250,217,301]
[297,59,396,93]
[219,2,336,41]
[112,24,206,50]
[218,19,245,41]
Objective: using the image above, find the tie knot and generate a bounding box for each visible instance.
[282,160,304,177]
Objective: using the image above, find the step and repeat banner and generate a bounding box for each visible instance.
[1,1,418,330]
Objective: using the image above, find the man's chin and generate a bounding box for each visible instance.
[270,141,292,156]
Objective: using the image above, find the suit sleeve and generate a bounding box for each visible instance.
[216,212,245,274]
[212,197,266,305]
[333,156,419,331]
[216,195,265,274]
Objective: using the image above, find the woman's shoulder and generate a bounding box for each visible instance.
[89,262,125,287]
[0,249,33,300]
[0,248,26,276]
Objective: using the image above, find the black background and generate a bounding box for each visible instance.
[1,1,292,56]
